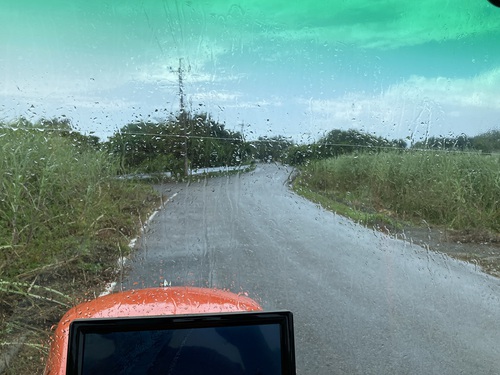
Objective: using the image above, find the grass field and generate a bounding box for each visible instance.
[295,150,500,234]
[0,127,163,373]
[0,128,161,279]
[0,127,163,374]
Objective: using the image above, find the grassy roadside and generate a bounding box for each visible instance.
[294,151,500,233]
[292,151,500,276]
[292,181,406,233]
[0,128,253,373]
[0,129,162,374]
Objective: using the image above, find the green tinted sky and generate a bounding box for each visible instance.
[1,0,500,141]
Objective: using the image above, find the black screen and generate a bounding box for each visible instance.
[67,311,295,375]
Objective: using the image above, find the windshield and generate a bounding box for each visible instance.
[1,1,500,374]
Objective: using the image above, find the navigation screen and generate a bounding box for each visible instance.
[67,312,295,375]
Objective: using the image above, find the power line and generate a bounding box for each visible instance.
[115,132,244,142]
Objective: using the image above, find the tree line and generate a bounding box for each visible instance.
[284,129,500,165]
[3,115,499,173]
[2,114,251,176]
[107,112,251,175]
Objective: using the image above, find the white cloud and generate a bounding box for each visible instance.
[265,1,499,50]
[132,57,247,87]
[299,67,500,139]
[190,91,242,102]
[385,69,500,109]
[67,96,137,110]
[226,98,283,109]
[186,90,283,110]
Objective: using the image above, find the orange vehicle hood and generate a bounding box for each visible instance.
[44,287,262,375]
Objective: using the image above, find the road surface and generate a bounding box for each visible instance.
[122,163,500,374]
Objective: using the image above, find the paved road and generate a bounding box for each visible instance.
[122,163,500,374]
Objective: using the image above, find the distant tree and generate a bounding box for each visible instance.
[471,129,500,153]
[286,128,406,165]
[285,144,315,165]
[106,120,182,173]
[320,129,403,148]
[106,112,250,175]
[391,139,408,149]
[316,129,404,158]
[185,112,248,168]
[1,117,100,151]
[251,135,294,162]
[36,118,101,150]
[412,134,472,151]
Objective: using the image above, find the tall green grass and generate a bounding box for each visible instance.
[0,128,159,278]
[300,151,500,232]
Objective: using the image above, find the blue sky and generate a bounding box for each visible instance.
[1,1,500,143]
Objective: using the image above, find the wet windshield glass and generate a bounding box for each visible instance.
[1,1,500,374]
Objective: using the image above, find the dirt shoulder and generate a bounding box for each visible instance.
[290,173,500,279]
[393,225,500,279]
[0,248,125,374]
[0,185,162,374]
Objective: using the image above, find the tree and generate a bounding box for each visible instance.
[2,117,100,151]
[286,128,406,165]
[315,129,404,159]
[251,135,294,162]
[471,129,500,153]
[36,118,101,151]
[106,112,250,175]
[106,121,181,173]
[412,134,472,151]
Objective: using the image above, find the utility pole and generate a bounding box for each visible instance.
[178,58,185,117]
[176,58,189,177]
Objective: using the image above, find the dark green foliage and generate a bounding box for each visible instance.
[411,130,500,153]
[471,129,500,153]
[0,119,159,278]
[285,144,315,165]
[106,112,249,175]
[286,129,407,165]
[412,134,472,150]
[250,135,294,162]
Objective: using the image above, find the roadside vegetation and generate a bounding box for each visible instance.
[106,112,252,177]
[294,151,500,235]
[284,128,500,279]
[1,113,499,372]
[285,128,500,237]
[0,119,160,280]
[0,118,161,373]
[0,111,265,284]
[0,112,260,373]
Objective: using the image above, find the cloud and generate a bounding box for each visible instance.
[133,55,247,87]
[305,67,500,116]
[385,68,500,109]
[243,1,500,50]
[66,96,137,110]
[300,67,500,139]
[225,97,283,109]
[184,89,283,110]
[190,91,242,102]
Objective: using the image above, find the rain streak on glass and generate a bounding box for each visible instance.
[0,1,500,374]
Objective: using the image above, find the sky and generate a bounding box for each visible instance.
[1,0,500,143]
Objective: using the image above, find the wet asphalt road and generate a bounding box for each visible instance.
[122,163,500,374]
